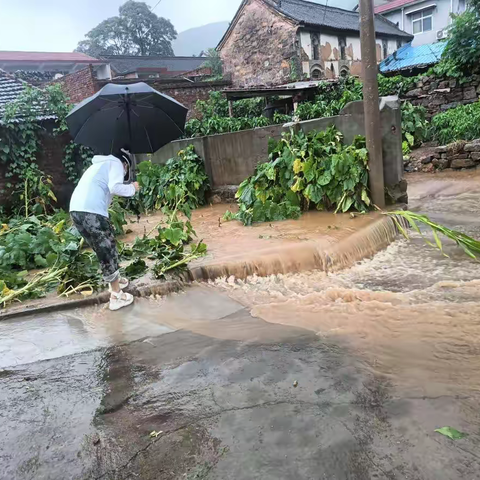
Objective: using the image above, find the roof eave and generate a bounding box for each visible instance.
[297,21,413,39]
[375,0,428,15]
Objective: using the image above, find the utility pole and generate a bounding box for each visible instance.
[359,0,385,208]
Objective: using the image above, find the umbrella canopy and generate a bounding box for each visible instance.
[66,82,188,154]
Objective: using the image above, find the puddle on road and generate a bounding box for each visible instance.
[0,301,177,368]
[0,285,296,369]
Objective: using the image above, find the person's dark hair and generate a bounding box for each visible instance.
[113,149,131,181]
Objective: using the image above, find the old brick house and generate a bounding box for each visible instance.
[218,0,413,87]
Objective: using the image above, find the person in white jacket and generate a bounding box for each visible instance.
[70,150,140,311]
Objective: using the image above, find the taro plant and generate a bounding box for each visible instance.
[401,102,429,153]
[225,127,371,225]
[131,145,209,216]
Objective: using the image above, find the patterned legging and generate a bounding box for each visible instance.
[70,211,120,283]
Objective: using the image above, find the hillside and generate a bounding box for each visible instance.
[173,22,229,57]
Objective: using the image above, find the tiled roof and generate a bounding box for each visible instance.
[380,41,445,73]
[375,0,417,14]
[0,69,56,122]
[13,70,62,86]
[0,51,103,63]
[268,0,413,38]
[101,56,206,76]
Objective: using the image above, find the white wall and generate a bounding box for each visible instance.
[348,36,362,60]
[388,39,399,55]
[384,10,403,30]
[322,33,340,61]
[382,0,455,45]
[298,27,403,78]
[300,31,312,59]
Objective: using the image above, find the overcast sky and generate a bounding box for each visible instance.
[0,0,243,52]
[0,0,353,53]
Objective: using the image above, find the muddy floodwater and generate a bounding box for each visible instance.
[3,171,480,480]
[212,172,480,398]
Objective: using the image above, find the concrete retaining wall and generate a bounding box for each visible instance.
[144,97,404,193]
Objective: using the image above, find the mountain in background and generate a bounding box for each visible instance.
[173,22,229,57]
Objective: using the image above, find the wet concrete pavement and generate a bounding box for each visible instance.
[3,173,480,479]
[2,287,480,479]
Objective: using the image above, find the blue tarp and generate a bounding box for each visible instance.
[380,42,446,73]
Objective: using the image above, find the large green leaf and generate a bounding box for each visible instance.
[162,227,185,247]
[124,258,147,279]
[434,427,467,440]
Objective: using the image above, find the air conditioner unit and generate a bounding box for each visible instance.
[437,29,446,39]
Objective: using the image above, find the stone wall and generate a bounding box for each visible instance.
[403,74,480,117]
[406,139,480,173]
[219,0,298,88]
[49,66,98,104]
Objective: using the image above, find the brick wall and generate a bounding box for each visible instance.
[49,65,98,104]
[218,0,298,88]
[403,74,480,117]
[36,129,75,207]
[0,123,74,211]
[151,80,229,119]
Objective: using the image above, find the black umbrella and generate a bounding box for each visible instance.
[66,82,188,154]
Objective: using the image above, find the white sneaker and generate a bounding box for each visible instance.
[109,277,129,292]
[109,291,134,311]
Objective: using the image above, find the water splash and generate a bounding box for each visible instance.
[190,216,401,280]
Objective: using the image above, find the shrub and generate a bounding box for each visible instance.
[133,145,209,215]
[378,75,418,96]
[296,77,363,121]
[185,115,273,138]
[442,9,480,75]
[401,102,429,151]
[431,101,480,144]
[226,127,371,225]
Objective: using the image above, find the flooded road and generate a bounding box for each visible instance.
[2,172,480,479]
[214,173,480,398]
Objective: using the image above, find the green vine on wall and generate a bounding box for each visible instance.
[63,141,93,184]
[0,83,90,214]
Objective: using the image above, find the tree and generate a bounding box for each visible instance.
[202,49,223,77]
[76,1,177,57]
[442,0,480,74]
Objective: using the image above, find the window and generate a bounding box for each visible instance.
[311,65,323,79]
[382,39,388,59]
[411,7,434,34]
[311,33,320,61]
[397,39,402,50]
[458,0,466,12]
[338,36,346,60]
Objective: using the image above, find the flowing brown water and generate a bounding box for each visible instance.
[210,174,480,398]
[124,204,394,281]
[189,216,403,281]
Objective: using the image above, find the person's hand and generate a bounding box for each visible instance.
[133,181,140,192]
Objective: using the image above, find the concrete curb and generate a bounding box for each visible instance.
[0,278,188,322]
[0,215,403,322]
